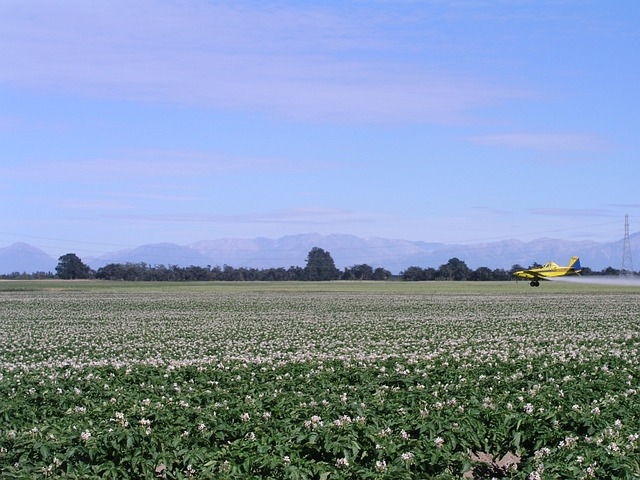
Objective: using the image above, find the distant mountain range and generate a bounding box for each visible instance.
[1,232,639,275]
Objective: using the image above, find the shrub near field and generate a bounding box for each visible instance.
[1,282,640,479]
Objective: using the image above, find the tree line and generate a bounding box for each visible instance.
[50,248,391,281]
[0,248,631,281]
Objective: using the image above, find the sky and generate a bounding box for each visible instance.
[1,0,639,258]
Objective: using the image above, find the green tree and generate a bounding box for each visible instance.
[55,253,93,279]
[304,247,340,281]
[470,266,493,281]
[345,264,374,280]
[491,268,511,280]
[372,267,392,280]
[437,257,471,281]
[401,266,428,281]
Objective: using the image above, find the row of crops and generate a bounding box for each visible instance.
[1,282,639,478]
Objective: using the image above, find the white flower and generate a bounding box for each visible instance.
[80,430,91,441]
[139,418,151,427]
[375,460,387,472]
[335,457,349,468]
[401,451,415,464]
[559,436,578,449]
[534,447,551,459]
[583,463,597,477]
[304,415,323,429]
[434,437,444,448]
[333,415,353,428]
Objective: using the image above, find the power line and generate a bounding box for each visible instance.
[621,214,634,276]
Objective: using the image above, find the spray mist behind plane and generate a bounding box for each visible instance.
[549,275,640,287]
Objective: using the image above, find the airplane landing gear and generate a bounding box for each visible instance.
[529,280,540,287]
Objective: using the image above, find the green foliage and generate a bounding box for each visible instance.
[1,283,640,478]
[55,253,93,280]
[304,247,340,281]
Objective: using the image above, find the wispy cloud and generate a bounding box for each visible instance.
[469,206,514,216]
[468,132,610,152]
[104,207,374,226]
[0,1,525,123]
[608,203,640,210]
[0,149,324,182]
[529,208,612,217]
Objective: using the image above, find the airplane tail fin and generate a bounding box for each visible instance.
[569,256,581,270]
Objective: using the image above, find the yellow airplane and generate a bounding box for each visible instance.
[513,256,582,286]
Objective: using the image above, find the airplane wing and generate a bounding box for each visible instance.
[513,270,545,280]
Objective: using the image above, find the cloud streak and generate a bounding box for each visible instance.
[0,0,525,123]
[104,207,374,226]
[0,150,326,182]
[529,208,612,217]
[468,133,610,152]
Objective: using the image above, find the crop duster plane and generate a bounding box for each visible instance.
[513,256,582,286]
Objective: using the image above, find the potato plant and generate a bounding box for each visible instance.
[1,282,639,478]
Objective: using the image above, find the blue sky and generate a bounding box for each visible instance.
[1,0,639,258]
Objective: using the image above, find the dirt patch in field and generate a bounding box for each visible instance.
[464,451,521,478]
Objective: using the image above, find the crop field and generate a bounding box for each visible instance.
[1,280,640,479]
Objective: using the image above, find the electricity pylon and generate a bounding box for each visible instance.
[621,214,634,276]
